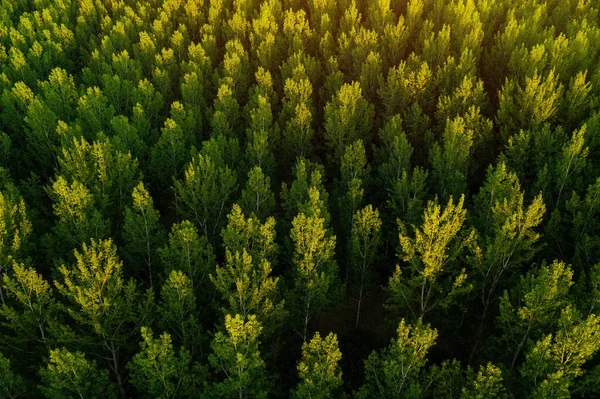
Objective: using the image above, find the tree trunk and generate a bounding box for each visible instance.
[355,271,365,330]
[108,341,127,399]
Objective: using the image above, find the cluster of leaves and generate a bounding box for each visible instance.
[1,0,600,397]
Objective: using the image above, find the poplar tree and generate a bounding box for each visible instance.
[375,115,427,225]
[0,351,25,398]
[158,221,216,305]
[174,152,238,243]
[159,270,203,358]
[208,314,269,398]
[338,140,369,276]
[128,327,200,398]
[471,163,546,339]
[497,260,573,369]
[123,183,164,288]
[289,188,341,341]
[0,189,32,304]
[324,82,374,163]
[430,116,474,201]
[292,332,343,399]
[350,205,382,329]
[55,239,141,398]
[239,167,276,222]
[213,205,283,332]
[281,159,330,226]
[39,348,116,399]
[1,263,57,351]
[520,306,600,398]
[461,363,508,399]
[387,195,473,321]
[357,319,438,399]
[279,63,315,160]
[244,75,278,176]
[149,118,190,192]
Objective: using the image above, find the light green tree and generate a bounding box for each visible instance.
[39,348,116,399]
[279,63,315,160]
[388,195,473,321]
[338,140,369,279]
[496,71,563,142]
[0,351,25,399]
[55,239,140,398]
[159,270,203,358]
[158,221,216,304]
[281,159,330,226]
[214,205,283,333]
[430,116,474,200]
[128,327,200,399]
[211,249,284,335]
[48,176,109,255]
[552,124,589,209]
[1,263,57,350]
[123,182,165,288]
[221,204,277,264]
[357,319,438,399]
[174,152,238,243]
[470,163,546,356]
[375,115,427,225]
[239,167,276,222]
[461,363,509,399]
[208,314,269,398]
[520,306,600,398]
[0,189,32,304]
[289,188,341,341]
[53,136,141,223]
[350,205,382,329]
[497,260,573,369]
[292,332,343,399]
[149,118,191,192]
[324,82,374,163]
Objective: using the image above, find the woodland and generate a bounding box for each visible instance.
[1,0,600,397]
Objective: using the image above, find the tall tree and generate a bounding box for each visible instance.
[128,327,201,399]
[1,263,58,352]
[281,159,330,226]
[48,176,109,256]
[350,205,382,330]
[288,188,342,341]
[292,332,343,399]
[324,82,374,163]
[174,152,238,243]
[208,314,269,398]
[470,163,546,359]
[338,140,369,279]
[149,118,191,192]
[159,270,203,358]
[497,260,573,369]
[39,348,117,399]
[0,188,32,304]
[239,167,276,222]
[387,195,473,322]
[357,319,438,399]
[122,182,165,288]
[213,205,284,333]
[430,116,474,201]
[158,221,216,305]
[279,63,315,160]
[520,306,600,398]
[0,351,25,398]
[55,239,142,398]
[461,363,508,399]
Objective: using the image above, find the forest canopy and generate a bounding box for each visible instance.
[1,0,600,397]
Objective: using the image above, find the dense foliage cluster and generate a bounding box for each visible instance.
[1,0,600,397]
